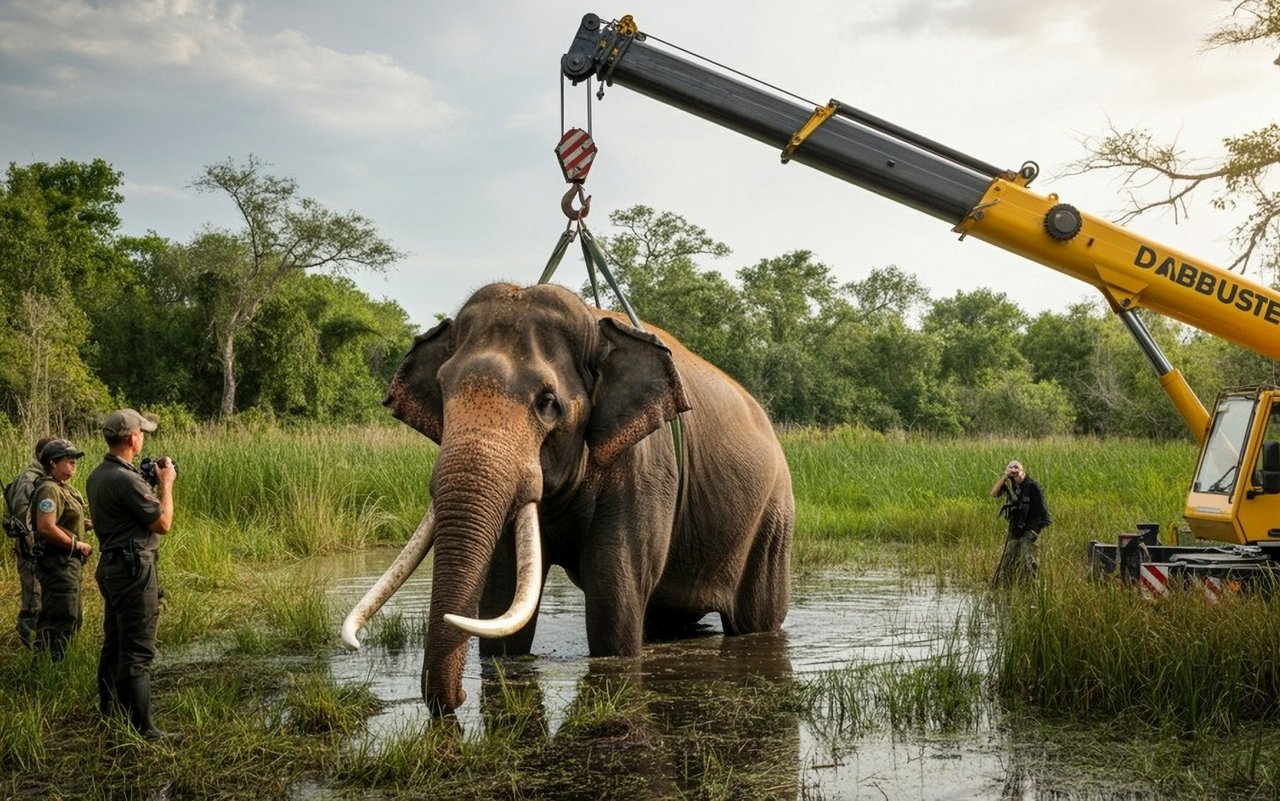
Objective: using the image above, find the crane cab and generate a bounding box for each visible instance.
[1186,387,1280,545]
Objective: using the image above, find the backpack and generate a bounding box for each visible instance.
[3,475,36,550]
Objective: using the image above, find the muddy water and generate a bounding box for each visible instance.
[317,549,1077,800]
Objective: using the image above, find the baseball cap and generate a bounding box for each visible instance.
[40,438,85,463]
[103,408,158,439]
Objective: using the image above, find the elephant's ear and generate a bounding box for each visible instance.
[383,318,452,444]
[586,317,691,467]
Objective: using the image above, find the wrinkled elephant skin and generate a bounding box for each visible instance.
[374,282,794,713]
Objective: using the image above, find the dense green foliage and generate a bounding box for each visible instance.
[591,206,1279,438]
[3,154,1276,440]
[0,157,415,436]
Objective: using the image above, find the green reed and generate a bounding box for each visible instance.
[2,421,1276,798]
[796,603,989,738]
[783,425,1195,581]
[232,572,336,654]
[992,571,1280,733]
[283,668,382,736]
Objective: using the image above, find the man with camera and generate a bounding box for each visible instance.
[989,459,1051,588]
[86,408,178,741]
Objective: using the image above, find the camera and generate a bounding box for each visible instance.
[139,456,178,487]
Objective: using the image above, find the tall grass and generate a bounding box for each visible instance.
[0,422,437,653]
[0,423,436,576]
[797,603,989,738]
[0,420,1193,586]
[784,426,1194,582]
[993,573,1280,733]
[4,421,1277,797]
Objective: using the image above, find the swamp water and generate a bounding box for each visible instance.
[315,549,1150,800]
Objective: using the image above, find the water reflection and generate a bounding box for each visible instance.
[318,549,1146,800]
[467,631,800,800]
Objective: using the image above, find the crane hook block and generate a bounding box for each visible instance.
[557,128,598,184]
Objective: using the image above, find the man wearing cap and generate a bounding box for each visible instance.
[87,408,177,740]
[989,459,1051,588]
[31,438,92,659]
[4,436,55,646]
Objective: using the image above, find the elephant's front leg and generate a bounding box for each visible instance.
[477,528,546,658]
[580,494,674,657]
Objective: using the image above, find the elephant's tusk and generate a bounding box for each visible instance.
[443,502,543,638]
[340,506,436,650]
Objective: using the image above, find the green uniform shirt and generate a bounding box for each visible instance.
[31,479,88,551]
[86,454,162,552]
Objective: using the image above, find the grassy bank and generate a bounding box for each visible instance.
[783,426,1194,577]
[4,423,1280,799]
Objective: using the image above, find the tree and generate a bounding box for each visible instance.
[1082,312,1199,438]
[0,159,120,434]
[846,264,930,323]
[963,369,1076,438]
[1023,302,1109,433]
[1066,3,1280,280]
[738,251,861,424]
[594,205,749,377]
[922,289,1029,386]
[236,274,416,421]
[192,156,402,418]
[86,234,212,411]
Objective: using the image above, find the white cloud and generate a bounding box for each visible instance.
[0,0,461,138]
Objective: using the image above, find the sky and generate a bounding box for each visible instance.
[1,0,1274,330]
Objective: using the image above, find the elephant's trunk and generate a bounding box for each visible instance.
[423,414,543,713]
[443,502,542,637]
[339,506,436,650]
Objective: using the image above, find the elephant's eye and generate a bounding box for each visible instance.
[535,391,561,420]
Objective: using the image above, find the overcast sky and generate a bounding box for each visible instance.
[2,0,1272,329]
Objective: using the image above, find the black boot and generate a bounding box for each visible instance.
[122,675,179,742]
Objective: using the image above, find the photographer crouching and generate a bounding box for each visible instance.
[87,408,178,741]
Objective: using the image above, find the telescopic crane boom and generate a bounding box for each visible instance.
[561,13,1280,557]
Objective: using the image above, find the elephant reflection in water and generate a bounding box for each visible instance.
[478,630,800,800]
[342,282,795,716]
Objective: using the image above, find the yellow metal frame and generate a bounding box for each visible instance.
[956,177,1280,544]
[1181,388,1280,544]
[782,100,839,164]
[1232,391,1280,542]
[955,177,1280,364]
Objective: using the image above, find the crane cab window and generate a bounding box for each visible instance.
[1265,405,1280,444]
[1192,396,1256,495]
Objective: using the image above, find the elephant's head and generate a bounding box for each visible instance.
[340,283,689,713]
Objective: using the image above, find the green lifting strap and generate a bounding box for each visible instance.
[540,227,603,307]
[538,229,573,284]
[579,228,641,328]
[539,222,687,505]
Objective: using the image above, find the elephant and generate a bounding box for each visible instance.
[341,282,794,714]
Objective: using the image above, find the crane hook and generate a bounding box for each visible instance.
[561,183,591,221]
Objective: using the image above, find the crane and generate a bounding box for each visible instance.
[560,13,1280,587]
